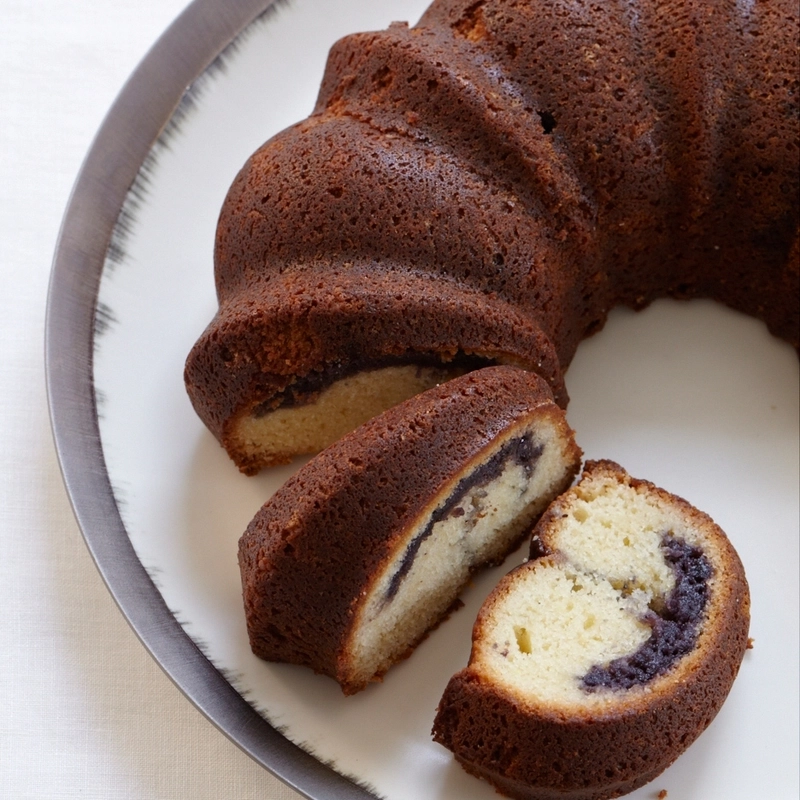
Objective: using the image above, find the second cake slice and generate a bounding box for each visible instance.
[238,366,582,694]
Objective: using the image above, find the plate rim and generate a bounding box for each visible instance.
[44,1,378,797]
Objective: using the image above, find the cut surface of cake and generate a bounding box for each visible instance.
[432,460,750,800]
[185,0,799,473]
[238,367,581,694]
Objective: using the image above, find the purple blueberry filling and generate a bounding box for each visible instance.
[582,534,712,691]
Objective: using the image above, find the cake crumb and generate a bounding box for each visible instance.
[746,637,755,649]
[657,791,668,799]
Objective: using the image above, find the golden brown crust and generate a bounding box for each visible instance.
[186,272,567,464]
[432,460,750,800]
[185,0,799,472]
[238,366,581,693]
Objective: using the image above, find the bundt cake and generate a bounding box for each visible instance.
[432,460,751,800]
[184,0,799,474]
[238,366,581,694]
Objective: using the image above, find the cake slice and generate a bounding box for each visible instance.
[433,460,750,800]
[238,366,581,694]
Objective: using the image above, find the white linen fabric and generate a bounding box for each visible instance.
[1,1,302,797]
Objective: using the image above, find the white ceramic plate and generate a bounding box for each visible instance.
[47,1,799,798]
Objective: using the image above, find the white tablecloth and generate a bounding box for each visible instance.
[1,2,303,797]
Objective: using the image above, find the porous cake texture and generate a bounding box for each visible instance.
[238,367,581,694]
[185,0,799,473]
[433,460,750,800]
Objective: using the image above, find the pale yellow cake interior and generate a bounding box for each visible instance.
[345,417,576,689]
[477,474,699,708]
[234,364,468,465]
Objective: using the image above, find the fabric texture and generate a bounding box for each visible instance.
[1,1,303,797]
